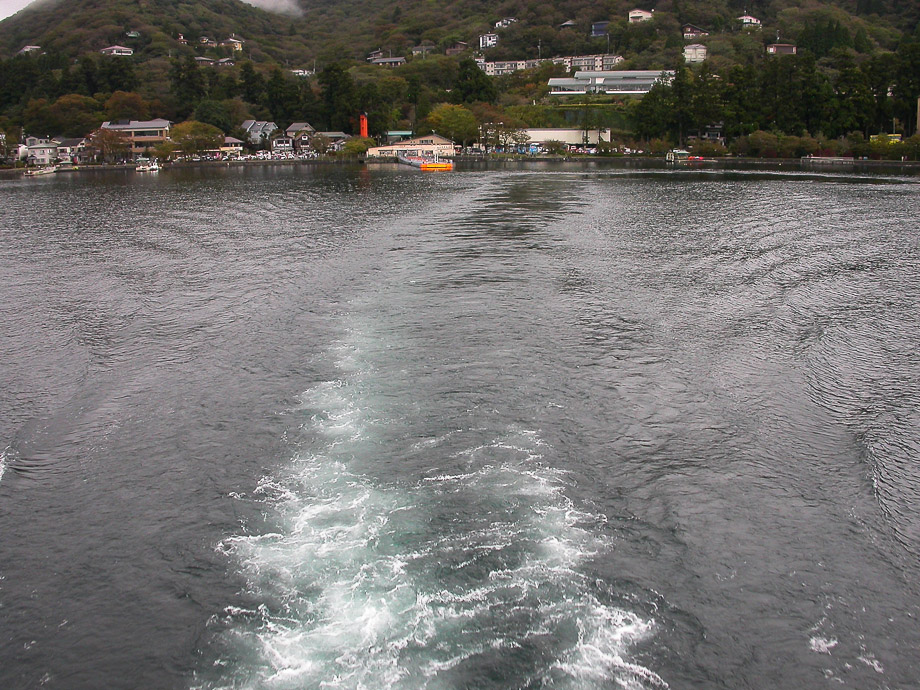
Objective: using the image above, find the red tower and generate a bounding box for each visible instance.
[359,113,368,138]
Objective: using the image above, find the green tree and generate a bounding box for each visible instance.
[169,56,206,119]
[194,99,232,133]
[319,63,358,132]
[239,61,265,104]
[452,58,496,104]
[169,120,224,156]
[426,103,478,145]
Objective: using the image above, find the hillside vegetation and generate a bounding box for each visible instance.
[1,0,919,159]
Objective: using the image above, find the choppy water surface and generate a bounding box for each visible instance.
[1,164,919,689]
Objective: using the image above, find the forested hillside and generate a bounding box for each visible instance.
[1,0,919,159]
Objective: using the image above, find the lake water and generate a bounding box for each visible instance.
[1,163,919,689]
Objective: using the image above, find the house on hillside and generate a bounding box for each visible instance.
[371,56,407,67]
[684,44,708,63]
[767,43,797,55]
[194,56,215,65]
[445,41,468,56]
[240,120,278,145]
[739,15,761,28]
[479,33,499,49]
[629,9,653,23]
[177,33,188,45]
[495,18,517,29]
[548,70,673,95]
[412,42,436,56]
[101,45,134,56]
[17,45,41,55]
[682,24,709,40]
[220,36,244,51]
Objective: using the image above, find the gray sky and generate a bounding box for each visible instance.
[0,0,35,22]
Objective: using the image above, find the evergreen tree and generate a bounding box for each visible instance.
[452,58,497,104]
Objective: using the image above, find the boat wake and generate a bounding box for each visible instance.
[196,333,666,689]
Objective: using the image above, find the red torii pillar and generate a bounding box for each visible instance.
[359,113,368,138]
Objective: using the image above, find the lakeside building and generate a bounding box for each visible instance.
[100,119,171,158]
[221,136,244,157]
[240,119,278,145]
[24,136,57,166]
[478,53,623,76]
[286,122,316,151]
[366,134,455,159]
[548,70,674,96]
[521,128,612,147]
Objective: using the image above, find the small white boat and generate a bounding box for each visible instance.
[24,165,57,176]
[135,158,160,172]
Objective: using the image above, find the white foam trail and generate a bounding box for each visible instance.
[203,335,665,689]
[0,446,10,484]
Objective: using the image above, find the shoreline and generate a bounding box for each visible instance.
[3,155,919,179]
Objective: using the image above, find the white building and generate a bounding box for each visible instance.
[495,18,517,29]
[100,45,134,57]
[366,134,455,159]
[548,70,674,95]
[478,54,622,76]
[522,128,612,146]
[628,9,653,23]
[683,44,708,63]
[738,15,761,28]
[480,33,499,49]
[240,120,278,145]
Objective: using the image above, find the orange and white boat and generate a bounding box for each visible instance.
[397,154,453,171]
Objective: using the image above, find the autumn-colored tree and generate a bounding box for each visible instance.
[105,91,150,121]
[88,127,131,163]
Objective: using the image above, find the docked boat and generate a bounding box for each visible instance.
[24,165,57,176]
[665,149,690,163]
[666,149,706,165]
[135,156,160,172]
[397,153,453,171]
